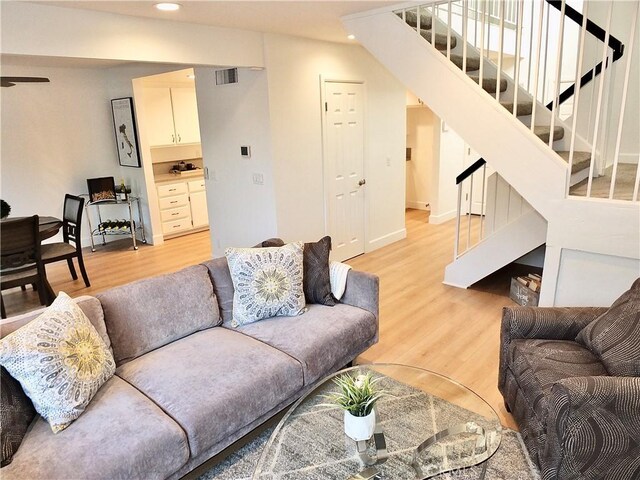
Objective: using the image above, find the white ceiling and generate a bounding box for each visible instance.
[41,1,396,44]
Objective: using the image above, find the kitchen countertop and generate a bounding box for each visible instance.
[155,171,205,184]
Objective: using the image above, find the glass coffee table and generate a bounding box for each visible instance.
[253,364,502,479]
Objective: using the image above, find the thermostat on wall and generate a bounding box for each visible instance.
[241,146,251,158]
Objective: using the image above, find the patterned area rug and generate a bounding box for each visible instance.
[197,426,540,480]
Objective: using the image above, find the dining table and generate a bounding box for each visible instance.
[1,215,63,308]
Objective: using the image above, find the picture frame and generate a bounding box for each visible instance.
[111,97,141,168]
[87,177,117,203]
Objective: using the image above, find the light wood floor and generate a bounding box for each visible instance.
[2,209,517,429]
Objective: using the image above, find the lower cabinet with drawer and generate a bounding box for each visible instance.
[157,179,209,237]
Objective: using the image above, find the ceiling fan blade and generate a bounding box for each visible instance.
[0,77,50,87]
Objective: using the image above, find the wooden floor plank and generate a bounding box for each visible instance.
[2,210,517,428]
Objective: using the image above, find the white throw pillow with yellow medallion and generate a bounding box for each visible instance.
[0,292,115,433]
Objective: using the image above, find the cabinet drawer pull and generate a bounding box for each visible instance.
[173,225,181,228]
[169,188,177,192]
[171,213,180,216]
[170,200,178,204]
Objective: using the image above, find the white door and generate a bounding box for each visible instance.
[462,144,493,215]
[171,87,201,144]
[324,81,365,261]
[143,87,176,147]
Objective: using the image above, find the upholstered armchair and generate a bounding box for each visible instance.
[499,279,640,480]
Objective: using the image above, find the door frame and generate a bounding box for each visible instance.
[319,75,367,259]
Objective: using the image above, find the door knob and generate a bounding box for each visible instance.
[358,179,366,187]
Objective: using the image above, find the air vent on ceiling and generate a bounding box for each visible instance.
[215,68,238,85]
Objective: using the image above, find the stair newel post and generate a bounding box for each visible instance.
[587,1,614,198]
[462,0,468,73]
[512,0,524,117]
[530,0,545,133]
[447,0,452,61]
[455,183,462,259]
[495,0,505,103]
[566,0,590,197]
[467,173,474,250]
[611,2,638,200]
[479,164,487,240]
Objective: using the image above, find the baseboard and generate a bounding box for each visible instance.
[429,209,456,225]
[367,228,406,252]
[151,233,165,245]
[618,153,639,164]
[406,201,430,211]
[441,280,469,289]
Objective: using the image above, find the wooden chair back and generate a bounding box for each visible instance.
[62,194,85,249]
[0,215,41,273]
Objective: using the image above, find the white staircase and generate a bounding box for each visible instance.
[344,1,640,306]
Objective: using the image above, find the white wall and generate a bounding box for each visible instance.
[406,107,436,211]
[430,124,465,224]
[195,67,278,256]
[262,33,407,251]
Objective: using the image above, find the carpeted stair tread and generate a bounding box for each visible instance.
[449,53,481,72]
[401,10,433,30]
[419,29,457,50]
[468,74,508,93]
[557,151,592,174]
[500,100,533,116]
[534,125,564,143]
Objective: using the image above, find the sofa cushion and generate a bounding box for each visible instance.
[0,292,116,433]
[576,277,640,376]
[2,375,189,480]
[234,303,377,384]
[202,257,234,325]
[0,295,111,351]
[0,367,36,467]
[116,328,304,457]
[98,265,220,364]
[225,243,306,327]
[508,339,608,422]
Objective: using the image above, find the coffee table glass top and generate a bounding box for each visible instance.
[253,364,502,479]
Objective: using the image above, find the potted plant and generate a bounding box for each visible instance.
[322,371,386,441]
[1,199,10,220]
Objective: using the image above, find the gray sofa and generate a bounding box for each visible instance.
[0,256,379,480]
[499,278,640,480]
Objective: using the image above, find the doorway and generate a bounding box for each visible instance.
[322,80,366,261]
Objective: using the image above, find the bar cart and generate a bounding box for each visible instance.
[84,195,147,251]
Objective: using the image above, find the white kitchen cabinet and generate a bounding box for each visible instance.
[144,87,201,147]
[188,179,208,228]
[157,178,208,237]
[171,88,201,144]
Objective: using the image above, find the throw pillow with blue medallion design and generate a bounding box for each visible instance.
[225,242,306,327]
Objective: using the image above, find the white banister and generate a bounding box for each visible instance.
[548,0,565,147]
[610,2,638,199]
[587,1,613,197]
[566,0,589,196]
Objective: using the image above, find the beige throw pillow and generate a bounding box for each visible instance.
[0,292,115,433]
[225,242,306,327]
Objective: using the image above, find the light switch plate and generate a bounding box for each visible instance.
[241,146,251,158]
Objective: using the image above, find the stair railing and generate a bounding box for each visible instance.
[396,0,638,260]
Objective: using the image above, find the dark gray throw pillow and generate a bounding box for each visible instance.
[1,366,36,466]
[262,236,336,306]
[303,236,336,306]
[576,277,640,376]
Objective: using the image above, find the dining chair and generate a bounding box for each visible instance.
[41,194,91,287]
[0,215,49,319]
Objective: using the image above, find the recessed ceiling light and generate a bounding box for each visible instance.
[155,3,181,11]
[347,34,356,40]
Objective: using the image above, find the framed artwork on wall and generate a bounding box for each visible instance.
[111,97,141,168]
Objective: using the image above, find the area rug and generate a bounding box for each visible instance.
[197,424,540,480]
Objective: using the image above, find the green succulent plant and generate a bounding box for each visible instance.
[0,199,10,219]
[321,372,387,417]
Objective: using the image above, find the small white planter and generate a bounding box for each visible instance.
[344,410,376,441]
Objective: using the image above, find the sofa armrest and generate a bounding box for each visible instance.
[340,269,379,324]
[543,376,640,479]
[499,306,607,390]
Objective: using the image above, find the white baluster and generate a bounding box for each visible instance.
[530,0,545,132]
[447,0,452,60]
[496,0,505,102]
[479,0,486,88]
[587,1,613,198]
[463,0,469,73]
[527,0,535,91]
[455,183,462,258]
[480,164,487,240]
[467,174,474,250]
[513,0,524,116]
[548,0,565,148]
